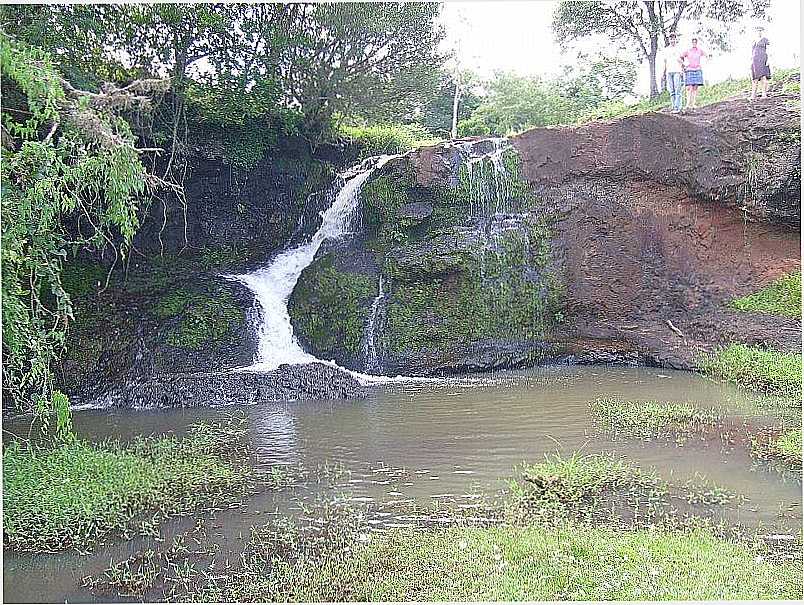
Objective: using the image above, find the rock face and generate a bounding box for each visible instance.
[77,363,367,410]
[51,95,801,411]
[130,136,346,255]
[50,135,353,412]
[289,95,801,374]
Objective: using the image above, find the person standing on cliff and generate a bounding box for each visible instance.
[681,37,707,110]
[662,32,684,113]
[750,27,771,100]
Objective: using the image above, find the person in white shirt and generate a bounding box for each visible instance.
[662,32,684,113]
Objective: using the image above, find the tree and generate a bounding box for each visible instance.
[553,1,770,98]
[247,2,445,136]
[420,70,482,138]
[1,32,166,413]
[459,70,615,136]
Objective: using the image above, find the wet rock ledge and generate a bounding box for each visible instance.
[76,363,367,410]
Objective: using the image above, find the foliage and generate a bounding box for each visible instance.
[700,344,802,400]
[460,72,575,135]
[512,452,658,505]
[772,429,802,465]
[2,419,252,552]
[459,64,636,135]
[751,428,803,467]
[553,1,770,97]
[1,32,149,412]
[731,270,801,318]
[335,122,437,158]
[590,397,718,439]
[420,69,483,138]
[192,523,801,601]
[256,3,444,133]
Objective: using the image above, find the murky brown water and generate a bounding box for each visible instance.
[3,366,802,603]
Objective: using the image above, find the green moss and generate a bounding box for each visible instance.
[731,270,801,318]
[384,222,562,354]
[2,419,252,553]
[361,172,415,251]
[194,523,801,602]
[700,344,802,400]
[288,253,375,358]
[61,261,107,298]
[590,397,718,439]
[155,289,244,350]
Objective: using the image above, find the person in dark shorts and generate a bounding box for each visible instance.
[751,28,771,100]
[681,37,707,110]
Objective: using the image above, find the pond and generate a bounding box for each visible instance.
[3,365,801,603]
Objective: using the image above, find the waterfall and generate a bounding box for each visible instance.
[363,275,387,373]
[232,155,397,372]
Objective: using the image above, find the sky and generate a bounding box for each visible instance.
[441,0,801,95]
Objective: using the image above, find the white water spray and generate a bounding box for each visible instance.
[232,155,397,372]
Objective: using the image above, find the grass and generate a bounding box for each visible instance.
[590,397,717,439]
[192,523,801,602]
[334,122,440,158]
[506,452,672,527]
[752,428,803,467]
[2,419,254,552]
[578,67,800,124]
[512,452,656,503]
[731,270,802,318]
[700,344,802,400]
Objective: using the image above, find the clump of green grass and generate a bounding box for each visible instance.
[731,270,801,318]
[680,474,739,506]
[334,121,439,158]
[193,524,802,602]
[2,419,254,553]
[510,452,664,509]
[590,397,717,439]
[700,344,802,400]
[774,428,803,464]
[752,428,802,467]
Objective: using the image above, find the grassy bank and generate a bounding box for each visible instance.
[195,523,799,602]
[578,68,800,123]
[700,343,802,400]
[243,525,801,601]
[2,419,254,552]
[731,270,801,318]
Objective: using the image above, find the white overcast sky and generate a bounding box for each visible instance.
[441,0,801,95]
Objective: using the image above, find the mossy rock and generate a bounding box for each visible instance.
[288,252,376,366]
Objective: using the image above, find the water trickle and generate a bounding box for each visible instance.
[363,275,387,373]
[232,155,398,372]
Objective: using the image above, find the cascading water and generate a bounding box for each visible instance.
[232,155,397,372]
[363,275,387,373]
[232,138,522,379]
